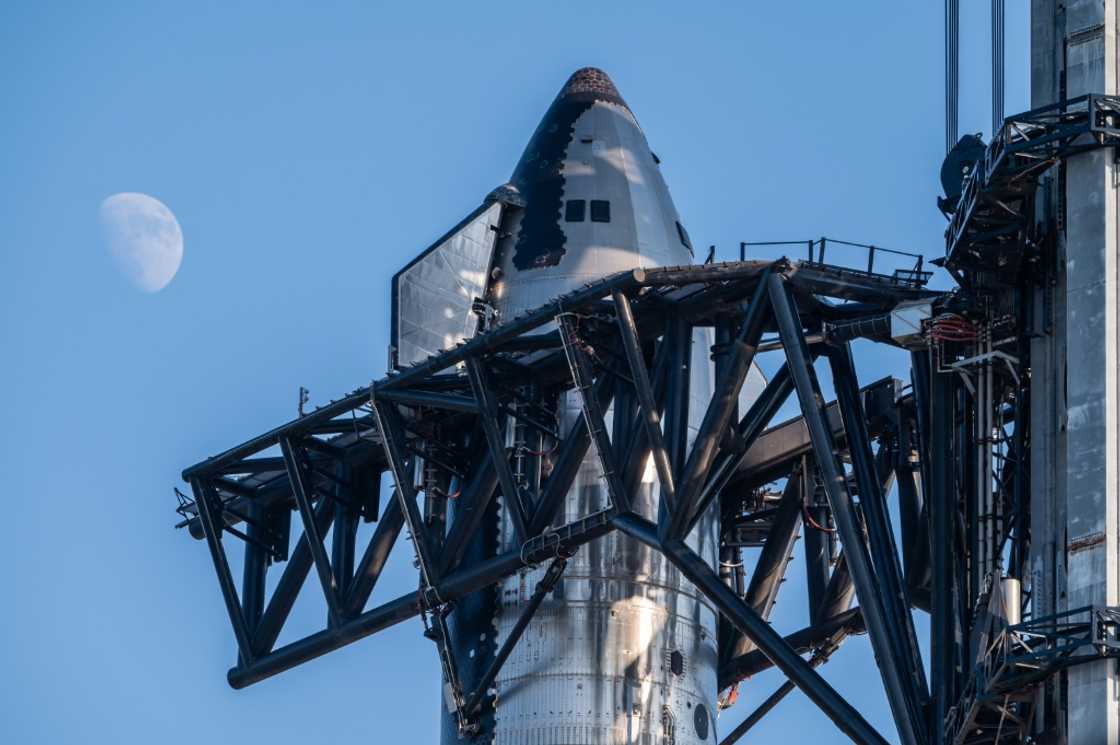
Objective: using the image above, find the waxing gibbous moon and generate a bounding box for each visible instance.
[99,192,183,292]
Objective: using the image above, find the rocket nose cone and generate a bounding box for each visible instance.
[555,67,629,109]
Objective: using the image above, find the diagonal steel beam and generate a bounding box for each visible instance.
[528,376,614,534]
[558,313,631,514]
[668,277,771,540]
[280,436,343,629]
[619,333,675,494]
[718,606,865,687]
[441,457,498,574]
[686,363,796,537]
[465,358,530,541]
[252,494,336,655]
[720,639,843,745]
[612,512,889,745]
[829,343,929,719]
[726,462,805,661]
[613,289,677,512]
[190,477,256,665]
[369,398,441,591]
[768,273,924,745]
[462,556,568,724]
[662,315,692,482]
[610,518,884,743]
[344,495,404,616]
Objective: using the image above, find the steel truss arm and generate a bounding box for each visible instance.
[177,257,951,745]
[227,508,615,689]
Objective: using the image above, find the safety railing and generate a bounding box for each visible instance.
[739,237,931,288]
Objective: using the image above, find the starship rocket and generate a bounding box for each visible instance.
[391,67,762,744]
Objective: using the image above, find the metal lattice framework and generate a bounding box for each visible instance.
[944,602,1120,745]
[946,93,1120,278]
[178,258,948,745]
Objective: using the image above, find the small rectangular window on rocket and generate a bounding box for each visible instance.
[565,200,586,222]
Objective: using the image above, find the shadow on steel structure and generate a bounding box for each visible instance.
[177,256,946,745]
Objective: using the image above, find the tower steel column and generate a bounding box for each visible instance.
[1032,2,1120,742]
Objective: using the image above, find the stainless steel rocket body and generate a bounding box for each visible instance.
[442,69,761,745]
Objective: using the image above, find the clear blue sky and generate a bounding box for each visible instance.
[2,3,1028,743]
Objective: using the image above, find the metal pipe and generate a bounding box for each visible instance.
[331,465,358,600]
[241,501,268,638]
[662,315,692,480]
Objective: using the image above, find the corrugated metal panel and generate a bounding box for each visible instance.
[393,202,501,367]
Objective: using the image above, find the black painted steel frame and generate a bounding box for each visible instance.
[946,94,1120,277]
[178,259,941,745]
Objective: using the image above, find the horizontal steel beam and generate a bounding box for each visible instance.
[227,509,615,689]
